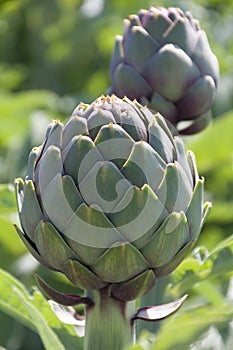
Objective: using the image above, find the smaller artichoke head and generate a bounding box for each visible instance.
[110,7,219,134]
[15,95,211,301]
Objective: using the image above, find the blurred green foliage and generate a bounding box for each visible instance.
[0,0,232,349]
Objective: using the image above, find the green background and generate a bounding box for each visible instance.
[0,0,232,349]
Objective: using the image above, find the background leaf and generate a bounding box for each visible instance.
[0,269,82,350]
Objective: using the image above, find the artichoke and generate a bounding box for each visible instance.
[15,95,210,302]
[110,7,219,134]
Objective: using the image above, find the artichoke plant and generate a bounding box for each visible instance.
[110,7,219,134]
[15,95,210,349]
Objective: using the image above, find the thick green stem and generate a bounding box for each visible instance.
[84,288,134,350]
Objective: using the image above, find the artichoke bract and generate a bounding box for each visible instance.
[15,95,210,302]
[110,7,219,134]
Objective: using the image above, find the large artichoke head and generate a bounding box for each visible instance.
[15,95,210,301]
[110,7,219,134]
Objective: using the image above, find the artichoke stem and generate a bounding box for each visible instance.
[84,288,134,350]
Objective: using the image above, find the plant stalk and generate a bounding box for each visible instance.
[84,288,134,350]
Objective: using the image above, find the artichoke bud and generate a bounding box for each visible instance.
[110,6,219,135]
[15,95,210,301]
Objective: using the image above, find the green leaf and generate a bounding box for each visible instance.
[87,107,116,139]
[31,291,82,349]
[148,121,174,163]
[112,270,156,301]
[43,120,63,153]
[35,274,94,306]
[151,303,233,350]
[93,241,148,283]
[94,123,134,168]
[193,280,225,307]
[25,147,40,180]
[141,212,189,268]
[19,180,44,240]
[62,116,88,149]
[63,135,103,185]
[121,141,166,191]
[34,221,76,270]
[109,184,166,246]
[200,234,233,278]
[39,173,83,234]
[15,224,54,269]
[154,241,194,279]
[185,178,204,239]
[0,269,81,350]
[0,268,34,330]
[157,162,192,213]
[64,238,106,266]
[64,259,107,290]
[79,160,131,212]
[63,203,123,249]
[170,234,233,296]
[13,288,66,350]
[35,146,63,192]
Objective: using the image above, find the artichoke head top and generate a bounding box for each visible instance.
[15,95,211,301]
[110,6,219,134]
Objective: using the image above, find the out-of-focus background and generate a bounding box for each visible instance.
[0,0,232,349]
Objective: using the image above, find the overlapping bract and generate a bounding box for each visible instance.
[110,7,219,134]
[15,96,210,301]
